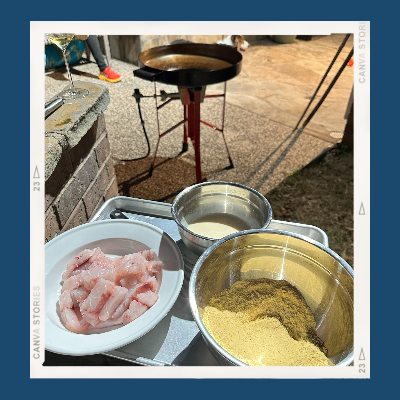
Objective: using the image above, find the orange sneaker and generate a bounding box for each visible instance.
[99,66,122,82]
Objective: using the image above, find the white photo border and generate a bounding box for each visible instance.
[31,21,369,379]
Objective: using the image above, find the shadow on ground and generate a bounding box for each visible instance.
[266,145,354,266]
[115,154,233,203]
[116,156,198,203]
[115,144,354,267]
[46,60,99,81]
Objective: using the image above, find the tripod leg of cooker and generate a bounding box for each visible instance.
[149,81,161,177]
[188,89,203,183]
[149,134,161,176]
[220,81,234,170]
[182,104,188,153]
[193,89,202,183]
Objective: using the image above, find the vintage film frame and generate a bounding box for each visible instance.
[31,20,370,379]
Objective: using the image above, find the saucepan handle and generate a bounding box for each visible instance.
[133,67,164,82]
[110,209,129,219]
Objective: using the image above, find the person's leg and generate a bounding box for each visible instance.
[86,35,122,82]
[86,35,108,71]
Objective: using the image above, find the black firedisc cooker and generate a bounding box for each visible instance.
[133,43,243,183]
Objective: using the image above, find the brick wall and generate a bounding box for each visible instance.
[45,82,118,243]
[45,114,118,242]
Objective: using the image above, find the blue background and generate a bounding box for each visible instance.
[4,0,390,396]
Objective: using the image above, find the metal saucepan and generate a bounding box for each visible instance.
[189,229,354,366]
[171,182,273,256]
[134,43,242,87]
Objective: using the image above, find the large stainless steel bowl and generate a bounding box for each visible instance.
[189,229,354,366]
[171,182,273,256]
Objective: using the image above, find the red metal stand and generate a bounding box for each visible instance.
[150,82,233,183]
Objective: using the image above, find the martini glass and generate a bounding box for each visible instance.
[45,33,89,100]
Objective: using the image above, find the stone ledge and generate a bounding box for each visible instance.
[45,81,110,181]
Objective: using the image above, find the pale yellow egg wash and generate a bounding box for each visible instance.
[186,214,249,239]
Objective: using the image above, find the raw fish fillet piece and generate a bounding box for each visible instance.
[112,256,124,267]
[148,261,163,290]
[137,267,151,283]
[136,257,161,283]
[64,248,114,280]
[90,252,114,269]
[144,275,158,292]
[59,291,91,333]
[148,260,163,274]
[111,291,134,319]
[80,278,115,314]
[111,283,153,319]
[59,290,74,311]
[137,290,159,307]
[87,315,124,330]
[62,266,115,296]
[74,306,84,320]
[71,250,114,277]
[140,249,159,262]
[81,266,116,290]
[61,308,91,334]
[114,253,148,281]
[99,286,129,321]
[61,274,84,293]
[122,300,148,325]
[59,248,162,333]
[119,275,138,289]
[114,253,142,270]
[71,287,90,307]
[81,310,101,327]
[132,282,155,297]
[63,248,100,281]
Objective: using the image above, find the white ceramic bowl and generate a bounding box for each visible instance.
[45,219,184,356]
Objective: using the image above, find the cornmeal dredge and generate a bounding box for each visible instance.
[202,278,330,366]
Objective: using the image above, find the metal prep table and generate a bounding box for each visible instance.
[46,195,325,367]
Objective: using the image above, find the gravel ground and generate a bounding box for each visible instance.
[45,56,332,202]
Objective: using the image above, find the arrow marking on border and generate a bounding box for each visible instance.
[33,166,40,179]
[359,202,365,215]
[359,348,365,360]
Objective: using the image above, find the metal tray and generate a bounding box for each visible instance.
[90,196,329,366]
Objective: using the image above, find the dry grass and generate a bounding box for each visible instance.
[265,145,354,266]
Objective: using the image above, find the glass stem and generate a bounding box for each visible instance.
[62,48,76,93]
